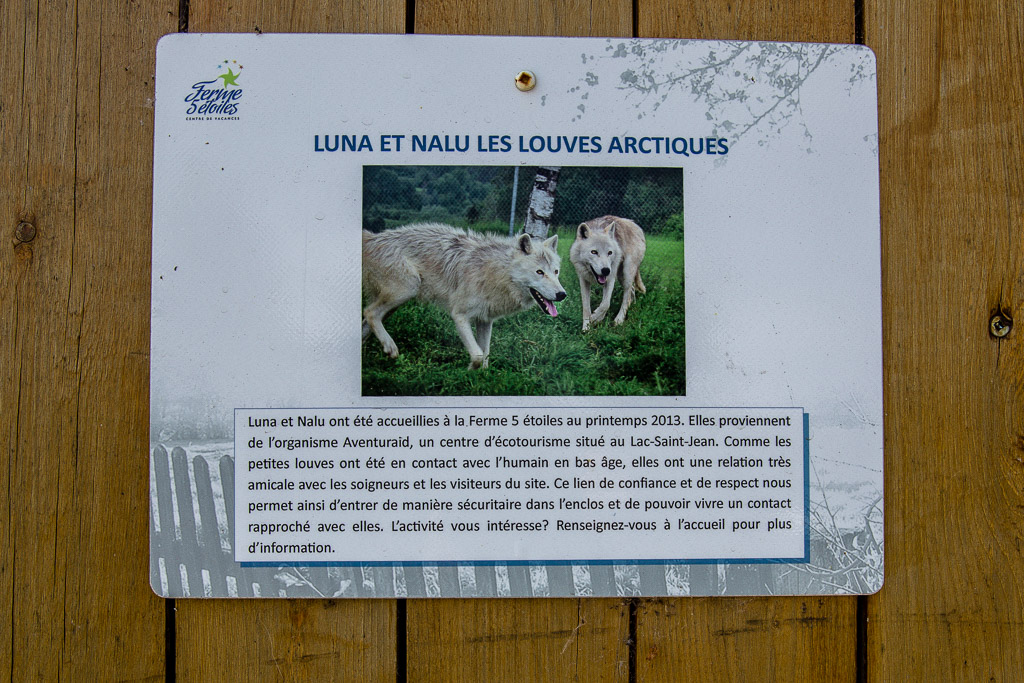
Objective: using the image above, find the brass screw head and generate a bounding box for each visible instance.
[990,312,1012,338]
[15,220,36,242]
[515,71,536,91]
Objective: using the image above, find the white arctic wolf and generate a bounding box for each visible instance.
[362,223,566,368]
[569,215,646,331]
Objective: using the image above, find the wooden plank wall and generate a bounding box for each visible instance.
[2,0,1022,680]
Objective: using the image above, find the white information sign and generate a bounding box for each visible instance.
[151,34,882,598]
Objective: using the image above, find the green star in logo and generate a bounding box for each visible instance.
[217,68,240,87]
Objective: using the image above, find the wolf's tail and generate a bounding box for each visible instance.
[635,271,646,294]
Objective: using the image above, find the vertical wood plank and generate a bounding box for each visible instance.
[415,0,632,36]
[1,0,175,678]
[405,1,633,679]
[1,0,79,677]
[173,3,404,680]
[408,599,630,682]
[0,1,21,669]
[177,600,397,680]
[638,0,855,43]
[865,1,1024,679]
[189,0,405,34]
[633,1,859,680]
[638,597,856,679]
[64,0,179,674]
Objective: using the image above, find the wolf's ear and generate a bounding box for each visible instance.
[577,223,589,239]
[607,222,617,239]
[517,233,533,254]
[542,234,558,251]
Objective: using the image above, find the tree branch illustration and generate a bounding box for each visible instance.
[574,40,856,149]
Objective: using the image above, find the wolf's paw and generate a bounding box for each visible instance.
[582,319,591,332]
[382,340,399,358]
[469,355,485,370]
[613,313,626,326]
[591,307,608,323]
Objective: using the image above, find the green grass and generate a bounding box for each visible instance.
[362,227,685,396]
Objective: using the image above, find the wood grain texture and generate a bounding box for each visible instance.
[404,2,634,680]
[172,2,403,681]
[7,0,1022,678]
[1,0,176,679]
[637,597,856,680]
[177,600,396,681]
[0,1,74,677]
[407,599,630,682]
[866,1,1024,679]
[415,0,632,36]
[638,0,855,42]
[634,1,859,680]
[189,0,405,34]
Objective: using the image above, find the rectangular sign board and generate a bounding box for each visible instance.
[151,34,882,597]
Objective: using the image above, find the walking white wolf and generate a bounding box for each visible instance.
[362,223,566,368]
[570,215,647,331]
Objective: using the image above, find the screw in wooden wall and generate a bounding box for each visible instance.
[990,311,1012,338]
[15,220,36,243]
[515,71,536,91]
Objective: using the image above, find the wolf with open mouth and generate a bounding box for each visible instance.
[362,223,566,368]
[570,215,647,331]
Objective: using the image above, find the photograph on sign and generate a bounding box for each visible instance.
[151,34,882,598]
[360,165,685,397]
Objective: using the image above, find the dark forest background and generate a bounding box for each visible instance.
[362,165,685,237]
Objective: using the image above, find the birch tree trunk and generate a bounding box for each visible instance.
[523,166,560,239]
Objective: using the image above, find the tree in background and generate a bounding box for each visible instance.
[523,166,560,239]
[363,165,683,236]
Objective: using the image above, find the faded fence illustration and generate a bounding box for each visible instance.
[150,445,344,598]
[150,445,879,598]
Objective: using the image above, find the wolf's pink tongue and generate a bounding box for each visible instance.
[597,275,607,284]
[546,300,558,317]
